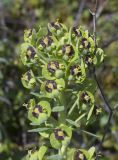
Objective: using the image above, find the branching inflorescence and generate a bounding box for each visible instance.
[20,20,104,160]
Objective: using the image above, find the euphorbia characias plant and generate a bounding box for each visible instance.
[20,20,104,160]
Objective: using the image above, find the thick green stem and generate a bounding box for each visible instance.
[59,91,67,124]
[58,145,67,160]
[58,91,67,159]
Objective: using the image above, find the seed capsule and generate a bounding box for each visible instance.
[70,65,82,77]
[62,44,74,57]
[32,104,43,118]
[54,128,65,140]
[47,61,59,74]
[26,47,36,60]
[45,80,57,93]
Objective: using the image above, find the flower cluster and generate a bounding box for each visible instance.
[20,21,104,159]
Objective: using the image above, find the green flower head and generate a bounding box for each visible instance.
[50,124,72,149]
[42,60,65,80]
[32,104,44,118]
[69,60,86,83]
[80,91,94,105]
[50,21,62,31]
[41,78,65,98]
[28,100,51,125]
[73,27,82,37]
[47,61,59,74]
[26,46,36,60]
[24,28,37,44]
[62,44,74,58]
[54,128,66,140]
[81,38,90,49]
[48,19,67,37]
[70,64,82,77]
[81,91,91,104]
[24,29,33,43]
[20,22,105,156]
[39,36,53,49]
[45,80,57,93]
[21,44,38,66]
[21,70,36,89]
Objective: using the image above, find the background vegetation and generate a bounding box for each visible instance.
[0,0,118,159]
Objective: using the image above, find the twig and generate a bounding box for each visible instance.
[94,70,113,149]
[96,0,109,19]
[90,0,113,156]
[111,118,118,143]
[74,0,87,26]
[0,96,11,106]
[101,35,118,48]
[89,0,98,51]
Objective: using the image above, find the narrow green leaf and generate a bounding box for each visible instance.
[28,127,50,132]
[47,154,63,160]
[30,92,45,98]
[79,149,90,159]
[81,130,100,138]
[52,106,64,112]
[66,119,80,127]
[75,113,86,123]
[87,104,94,121]
[68,97,79,115]
[88,147,96,160]
[38,146,47,160]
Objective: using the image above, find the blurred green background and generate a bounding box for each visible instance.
[0,0,118,159]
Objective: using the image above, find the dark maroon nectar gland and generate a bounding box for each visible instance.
[50,21,61,30]
[26,47,36,60]
[70,65,82,77]
[85,55,93,66]
[93,105,102,116]
[81,92,91,104]
[73,27,82,37]
[26,71,31,81]
[54,128,65,140]
[62,44,74,57]
[45,80,57,93]
[27,29,33,38]
[81,38,90,49]
[32,104,43,118]
[74,150,86,160]
[47,61,59,74]
[40,36,53,48]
